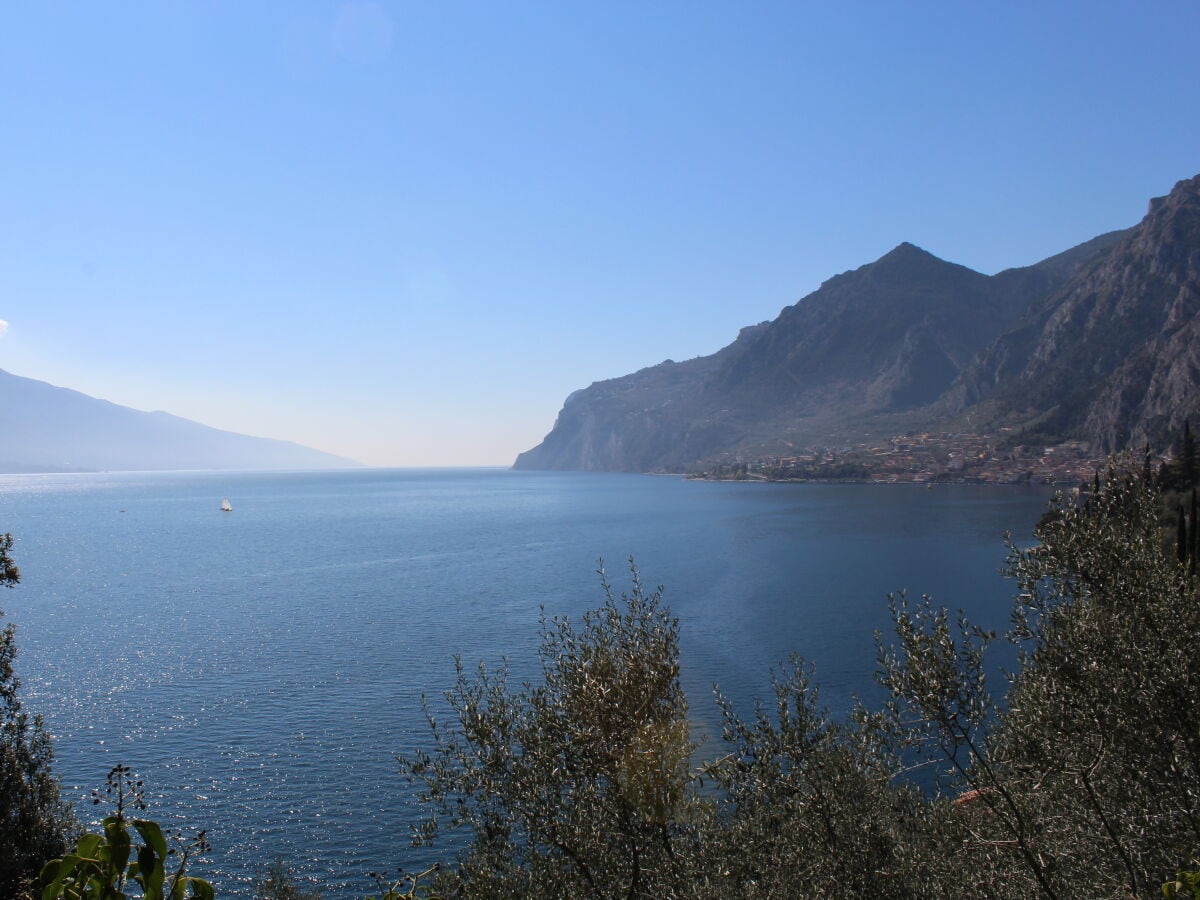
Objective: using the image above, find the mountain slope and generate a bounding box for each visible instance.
[0,369,357,472]
[711,242,1029,413]
[946,174,1200,450]
[513,324,769,472]
[515,229,1125,472]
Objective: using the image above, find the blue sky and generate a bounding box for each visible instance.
[2,2,1198,466]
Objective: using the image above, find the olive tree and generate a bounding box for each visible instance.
[703,658,940,898]
[877,461,1200,898]
[997,463,1200,894]
[400,561,706,898]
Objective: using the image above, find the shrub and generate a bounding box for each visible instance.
[253,860,322,900]
[399,561,707,897]
[0,533,75,899]
[876,460,1200,897]
[39,764,213,900]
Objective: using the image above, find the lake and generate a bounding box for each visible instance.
[0,468,1053,896]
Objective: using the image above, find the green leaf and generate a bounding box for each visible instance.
[74,833,104,859]
[40,854,112,900]
[133,820,169,860]
[135,847,165,900]
[128,820,167,899]
[39,859,69,900]
[104,818,133,874]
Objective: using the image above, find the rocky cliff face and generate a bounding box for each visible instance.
[512,324,769,472]
[515,223,1127,471]
[947,174,1200,450]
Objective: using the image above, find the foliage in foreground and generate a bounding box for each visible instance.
[39,765,213,900]
[253,860,323,900]
[1,533,76,899]
[402,461,1200,898]
[400,566,699,897]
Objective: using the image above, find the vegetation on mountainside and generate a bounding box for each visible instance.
[1163,421,1200,577]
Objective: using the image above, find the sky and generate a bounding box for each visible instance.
[2,2,1199,466]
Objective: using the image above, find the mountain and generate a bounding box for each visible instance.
[513,323,770,472]
[0,369,357,472]
[515,227,1127,472]
[942,174,1200,451]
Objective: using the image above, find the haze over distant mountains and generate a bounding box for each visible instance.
[0,369,356,473]
[515,174,1200,472]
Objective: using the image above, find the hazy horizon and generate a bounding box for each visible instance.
[3,2,1198,466]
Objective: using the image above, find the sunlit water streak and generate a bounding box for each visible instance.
[0,468,1052,896]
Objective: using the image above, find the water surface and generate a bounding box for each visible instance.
[0,468,1052,895]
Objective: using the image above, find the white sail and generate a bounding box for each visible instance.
[220,498,233,512]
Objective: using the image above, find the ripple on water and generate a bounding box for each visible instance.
[2,469,1052,897]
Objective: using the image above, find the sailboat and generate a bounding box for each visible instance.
[220,498,233,512]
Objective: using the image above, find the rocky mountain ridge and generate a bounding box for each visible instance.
[943,174,1200,451]
[514,197,1144,472]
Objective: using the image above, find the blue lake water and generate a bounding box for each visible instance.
[0,468,1053,896]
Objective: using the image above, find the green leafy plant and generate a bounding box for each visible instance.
[1164,863,1200,898]
[39,765,213,900]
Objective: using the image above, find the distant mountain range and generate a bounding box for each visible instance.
[515,174,1200,472]
[0,369,356,473]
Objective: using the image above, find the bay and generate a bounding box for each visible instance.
[0,468,1053,896]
